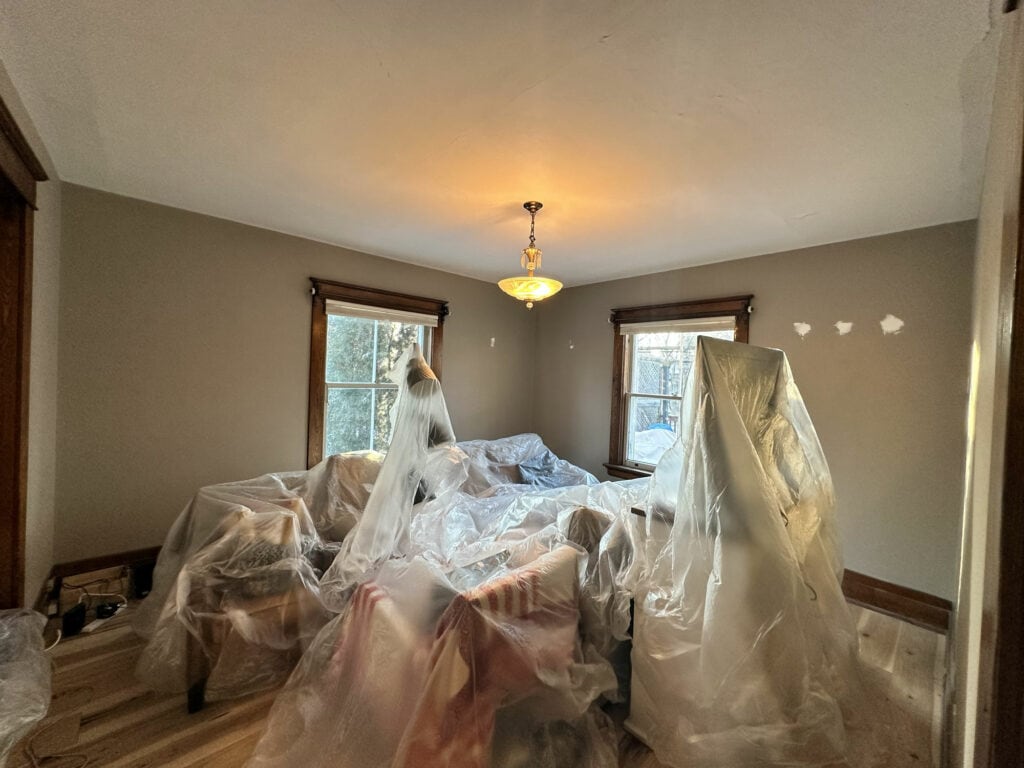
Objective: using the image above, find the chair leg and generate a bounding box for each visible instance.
[187,678,207,713]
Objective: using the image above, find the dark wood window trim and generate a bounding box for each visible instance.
[605,294,752,480]
[0,94,47,608]
[306,278,449,468]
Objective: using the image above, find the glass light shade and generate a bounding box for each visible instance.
[498,274,563,304]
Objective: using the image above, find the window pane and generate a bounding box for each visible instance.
[374,387,399,451]
[326,315,375,383]
[627,396,681,466]
[325,388,374,454]
[629,330,733,397]
[375,321,425,383]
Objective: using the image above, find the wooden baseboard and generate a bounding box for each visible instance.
[842,569,952,633]
[49,546,162,579]
[31,547,951,635]
[34,545,162,613]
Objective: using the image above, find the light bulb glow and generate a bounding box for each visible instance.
[497,275,563,303]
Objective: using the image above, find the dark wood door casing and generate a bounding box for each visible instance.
[0,94,47,609]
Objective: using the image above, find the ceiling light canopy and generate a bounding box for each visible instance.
[498,201,563,309]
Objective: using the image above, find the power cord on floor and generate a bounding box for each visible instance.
[23,718,89,768]
[43,629,62,652]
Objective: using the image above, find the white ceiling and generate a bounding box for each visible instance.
[0,1,1000,285]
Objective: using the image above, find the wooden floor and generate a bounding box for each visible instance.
[10,605,945,768]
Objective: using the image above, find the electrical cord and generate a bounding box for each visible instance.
[43,629,62,652]
[24,722,89,768]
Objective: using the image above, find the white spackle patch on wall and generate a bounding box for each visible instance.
[880,314,905,335]
[793,322,812,338]
[834,321,854,336]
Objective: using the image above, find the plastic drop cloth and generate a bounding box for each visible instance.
[246,348,642,768]
[134,449,385,698]
[457,433,599,495]
[627,336,874,767]
[134,345,604,705]
[0,610,50,767]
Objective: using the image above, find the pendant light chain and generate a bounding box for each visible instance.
[497,200,562,308]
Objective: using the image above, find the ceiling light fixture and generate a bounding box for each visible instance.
[498,201,563,309]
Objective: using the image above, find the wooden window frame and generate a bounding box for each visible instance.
[604,294,752,480]
[306,278,448,468]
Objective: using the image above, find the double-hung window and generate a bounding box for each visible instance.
[606,295,752,478]
[307,278,448,467]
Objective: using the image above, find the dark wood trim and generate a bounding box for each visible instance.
[0,93,46,609]
[608,330,626,466]
[603,462,650,480]
[842,569,952,634]
[609,294,754,326]
[0,183,32,609]
[306,292,328,468]
[608,294,753,471]
[49,546,162,580]
[306,278,449,468]
[0,96,47,209]
[989,34,1024,764]
[34,545,163,613]
[310,278,449,318]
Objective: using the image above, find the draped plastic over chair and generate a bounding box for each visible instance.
[628,336,874,767]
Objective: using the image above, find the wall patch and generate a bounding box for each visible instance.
[880,314,905,335]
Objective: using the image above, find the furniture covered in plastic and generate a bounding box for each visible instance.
[627,336,875,767]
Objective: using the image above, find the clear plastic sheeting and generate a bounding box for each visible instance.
[628,336,874,767]
[319,345,463,603]
[457,433,598,495]
[134,450,385,698]
[0,609,50,767]
[134,344,606,706]
[246,348,643,767]
[248,538,621,768]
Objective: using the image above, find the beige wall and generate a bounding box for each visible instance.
[951,8,1022,768]
[533,221,975,599]
[55,184,538,561]
[24,180,61,605]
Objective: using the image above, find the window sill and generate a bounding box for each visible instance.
[603,463,652,480]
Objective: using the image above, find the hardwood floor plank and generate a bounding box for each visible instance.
[13,603,944,768]
[159,719,266,768]
[856,604,902,673]
[106,694,277,768]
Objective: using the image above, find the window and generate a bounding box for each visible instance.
[307,279,448,467]
[606,295,752,479]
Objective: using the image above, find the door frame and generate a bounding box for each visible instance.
[989,72,1024,768]
[0,93,47,608]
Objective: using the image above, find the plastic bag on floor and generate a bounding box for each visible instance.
[628,337,872,767]
[0,609,50,767]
